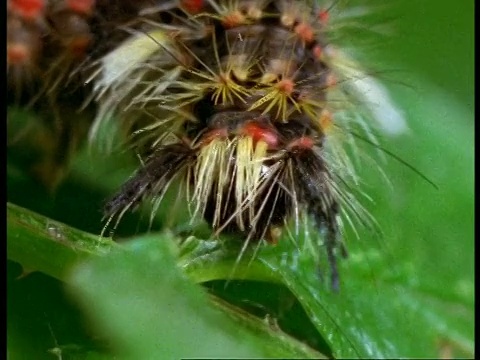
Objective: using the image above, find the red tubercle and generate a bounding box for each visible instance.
[7,19,40,66]
[317,9,329,24]
[180,0,205,14]
[312,44,323,61]
[287,136,315,150]
[242,122,279,148]
[66,0,95,16]
[276,78,295,95]
[294,22,315,44]
[7,43,31,65]
[9,0,45,21]
[221,10,247,28]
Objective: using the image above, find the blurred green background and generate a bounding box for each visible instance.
[390,0,474,112]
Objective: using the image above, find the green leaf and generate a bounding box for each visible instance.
[68,235,326,359]
[7,266,113,360]
[7,204,325,359]
[7,202,115,281]
[7,203,117,359]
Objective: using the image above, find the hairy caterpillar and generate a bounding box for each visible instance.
[7,0,408,290]
[7,0,97,188]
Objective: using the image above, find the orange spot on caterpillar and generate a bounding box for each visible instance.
[222,10,247,28]
[287,136,315,150]
[66,0,95,16]
[242,122,279,148]
[9,0,45,20]
[7,42,31,65]
[313,44,323,60]
[180,0,204,14]
[294,22,315,43]
[276,78,295,95]
[317,9,329,24]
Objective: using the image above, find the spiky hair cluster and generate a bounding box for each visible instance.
[8,0,407,290]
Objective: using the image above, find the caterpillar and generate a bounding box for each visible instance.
[7,0,407,290]
[7,0,97,188]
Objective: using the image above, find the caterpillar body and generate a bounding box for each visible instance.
[7,0,407,290]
